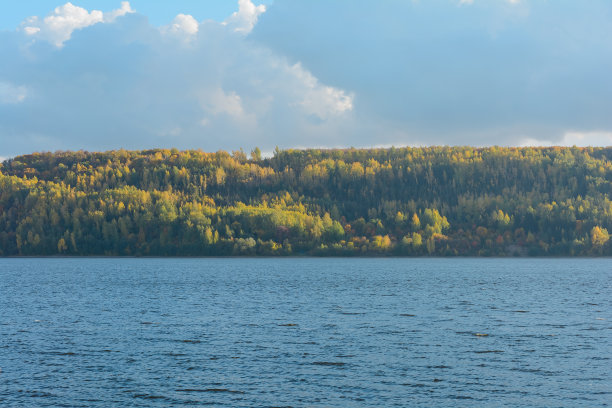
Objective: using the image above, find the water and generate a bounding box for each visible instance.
[0,258,610,407]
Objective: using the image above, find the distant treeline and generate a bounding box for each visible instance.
[1,146,612,256]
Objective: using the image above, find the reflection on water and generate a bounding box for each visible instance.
[1,258,610,407]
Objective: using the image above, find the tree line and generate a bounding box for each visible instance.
[1,146,611,256]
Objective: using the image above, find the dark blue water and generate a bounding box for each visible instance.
[1,258,610,407]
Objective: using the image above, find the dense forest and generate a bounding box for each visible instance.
[1,146,612,256]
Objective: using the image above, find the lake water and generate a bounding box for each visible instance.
[0,258,610,407]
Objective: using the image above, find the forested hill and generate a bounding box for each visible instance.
[1,146,612,256]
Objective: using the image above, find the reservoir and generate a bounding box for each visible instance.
[1,258,610,407]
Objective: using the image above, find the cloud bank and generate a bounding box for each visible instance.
[252,0,612,147]
[1,0,611,157]
[1,1,355,156]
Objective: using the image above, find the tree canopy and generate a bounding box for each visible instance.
[2,146,612,256]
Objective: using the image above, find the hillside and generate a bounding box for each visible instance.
[1,146,612,256]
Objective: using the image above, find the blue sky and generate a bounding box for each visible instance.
[1,0,611,158]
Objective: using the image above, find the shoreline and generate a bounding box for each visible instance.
[2,255,611,259]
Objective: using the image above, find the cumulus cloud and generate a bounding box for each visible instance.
[290,63,353,119]
[104,1,134,22]
[161,14,199,38]
[20,1,133,47]
[224,0,266,34]
[0,0,355,156]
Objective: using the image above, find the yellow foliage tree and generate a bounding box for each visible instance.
[590,226,609,247]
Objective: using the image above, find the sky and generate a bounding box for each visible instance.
[0,1,271,28]
[1,0,611,158]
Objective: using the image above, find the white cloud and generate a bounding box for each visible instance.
[162,14,199,38]
[23,26,41,36]
[224,0,266,34]
[20,1,134,47]
[0,82,27,104]
[290,63,353,119]
[520,131,612,147]
[103,1,134,23]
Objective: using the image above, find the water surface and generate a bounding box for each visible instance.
[1,258,611,407]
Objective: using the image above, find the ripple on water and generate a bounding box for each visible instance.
[1,258,610,407]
